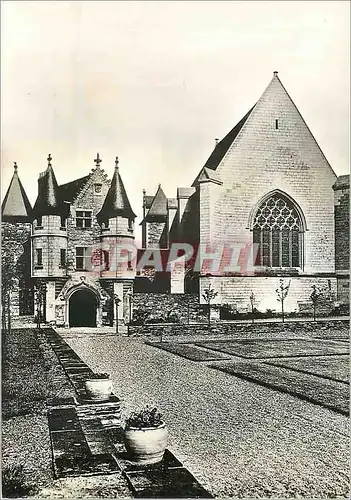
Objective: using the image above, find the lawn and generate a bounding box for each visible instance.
[195,339,349,359]
[266,355,349,383]
[2,328,48,419]
[2,327,75,497]
[145,342,231,361]
[209,361,349,415]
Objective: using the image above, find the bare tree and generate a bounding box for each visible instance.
[202,284,219,328]
[275,279,291,323]
[249,291,256,324]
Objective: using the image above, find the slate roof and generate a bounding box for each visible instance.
[1,165,32,222]
[333,174,350,190]
[32,164,68,218]
[203,105,255,171]
[58,175,90,202]
[144,195,154,210]
[97,166,136,222]
[167,198,178,210]
[143,185,168,222]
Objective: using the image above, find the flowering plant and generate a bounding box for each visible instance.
[125,406,163,429]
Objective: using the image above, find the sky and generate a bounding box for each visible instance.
[1,0,350,229]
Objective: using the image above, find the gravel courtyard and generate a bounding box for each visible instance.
[60,331,349,498]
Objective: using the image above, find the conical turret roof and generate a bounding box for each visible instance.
[97,157,136,223]
[1,162,32,222]
[32,154,68,218]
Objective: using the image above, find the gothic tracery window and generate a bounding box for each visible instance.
[253,193,303,268]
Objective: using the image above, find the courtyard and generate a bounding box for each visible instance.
[58,322,349,498]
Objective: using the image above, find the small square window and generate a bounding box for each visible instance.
[76,210,92,228]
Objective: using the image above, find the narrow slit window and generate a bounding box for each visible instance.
[275,119,279,129]
[60,249,66,267]
[36,248,43,266]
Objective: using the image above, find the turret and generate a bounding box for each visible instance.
[31,154,69,278]
[97,157,136,279]
[2,162,32,223]
[141,184,168,248]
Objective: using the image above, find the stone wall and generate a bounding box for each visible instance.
[129,319,349,337]
[132,293,207,324]
[199,275,337,314]
[198,75,336,274]
[334,187,350,272]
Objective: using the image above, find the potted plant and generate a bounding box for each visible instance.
[84,372,112,401]
[124,406,168,464]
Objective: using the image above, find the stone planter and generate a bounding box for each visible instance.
[124,423,169,464]
[84,377,112,401]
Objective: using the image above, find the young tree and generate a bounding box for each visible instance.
[202,284,219,328]
[310,284,322,322]
[275,279,291,323]
[249,291,256,324]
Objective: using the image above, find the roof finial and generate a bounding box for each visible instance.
[94,153,102,168]
[47,153,52,167]
[14,161,18,173]
[115,156,119,169]
[215,138,219,146]
[142,188,146,196]
[273,71,278,76]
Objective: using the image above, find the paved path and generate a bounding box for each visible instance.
[60,332,349,498]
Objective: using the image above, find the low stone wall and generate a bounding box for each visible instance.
[128,319,349,337]
[132,293,208,324]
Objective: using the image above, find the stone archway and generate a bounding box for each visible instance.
[69,288,98,327]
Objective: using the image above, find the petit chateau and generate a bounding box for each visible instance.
[2,72,349,327]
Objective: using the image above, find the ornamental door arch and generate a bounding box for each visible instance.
[69,288,98,327]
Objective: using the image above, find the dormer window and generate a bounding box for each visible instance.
[76,210,92,228]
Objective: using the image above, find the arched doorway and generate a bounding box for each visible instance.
[69,289,98,327]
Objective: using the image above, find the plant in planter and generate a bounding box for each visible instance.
[124,406,168,464]
[84,372,112,401]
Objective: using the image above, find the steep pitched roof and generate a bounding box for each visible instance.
[58,175,90,202]
[333,174,350,190]
[202,105,255,171]
[143,185,168,222]
[1,163,32,222]
[32,157,68,218]
[97,160,136,222]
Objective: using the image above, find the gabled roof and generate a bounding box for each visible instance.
[58,175,90,202]
[32,158,68,218]
[1,163,32,222]
[202,105,255,171]
[97,160,136,222]
[144,185,168,222]
[333,174,350,190]
[192,167,223,187]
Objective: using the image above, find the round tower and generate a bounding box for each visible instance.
[96,157,136,328]
[31,155,69,321]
